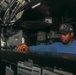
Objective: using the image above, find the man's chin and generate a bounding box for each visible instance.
[61,40,68,44]
[62,42,67,45]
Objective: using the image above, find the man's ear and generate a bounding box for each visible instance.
[71,32,74,37]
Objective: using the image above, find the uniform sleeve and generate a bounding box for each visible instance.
[29,44,57,55]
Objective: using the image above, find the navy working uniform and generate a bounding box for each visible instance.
[29,39,76,54]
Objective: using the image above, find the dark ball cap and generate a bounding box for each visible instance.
[58,23,73,34]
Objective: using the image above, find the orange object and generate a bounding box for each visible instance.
[17,44,29,53]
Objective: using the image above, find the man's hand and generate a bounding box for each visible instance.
[17,44,29,53]
[62,53,73,59]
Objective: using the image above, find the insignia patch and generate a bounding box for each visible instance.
[60,24,67,30]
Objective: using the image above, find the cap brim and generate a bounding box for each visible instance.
[58,30,70,34]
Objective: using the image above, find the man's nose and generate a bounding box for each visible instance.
[60,34,65,38]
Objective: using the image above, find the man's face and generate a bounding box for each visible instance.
[60,32,74,45]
